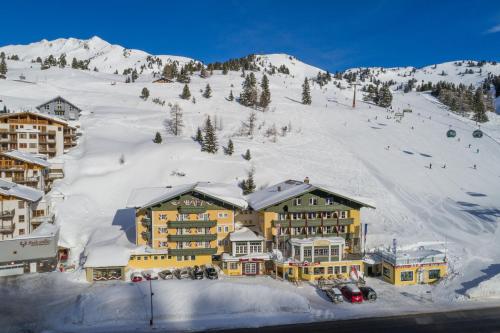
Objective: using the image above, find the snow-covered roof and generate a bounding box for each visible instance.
[0,179,43,202]
[229,227,264,242]
[35,96,82,112]
[375,246,446,266]
[84,226,135,268]
[126,182,247,209]
[1,150,50,167]
[246,179,376,210]
[0,111,72,126]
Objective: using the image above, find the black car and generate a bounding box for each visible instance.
[204,266,218,279]
[359,286,377,301]
[189,266,204,280]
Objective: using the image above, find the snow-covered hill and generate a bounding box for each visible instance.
[1,37,500,332]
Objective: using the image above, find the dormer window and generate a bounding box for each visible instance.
[293,198,302,206]
[309,197,318,205]
[326,197,334,205]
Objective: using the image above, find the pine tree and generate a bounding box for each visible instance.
[180,84,191,99]
[164,103,184,135]
[240,167,256,195]
[201,116,218,153]
[0,57,7,75]
[224,139,234,155]
[302,78,312,105]
[228,90,234,101]
[131,69,138,82]
[58,53,67,68]
[222,64,228,75]
[200,66,209,78]
[472,88,489,123]
[240,73,258,107]
[259,74,271,109]
[153,132,162,144]
[377,85,393,108]
[177,66,190,83]
[194,127,203,144]
[140,87,150,100]
[162,63,177,80]
[203,84,212,98]
[243,149,251,160]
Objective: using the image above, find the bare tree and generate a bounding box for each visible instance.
[164,103,184,136]
[240,111,257,137]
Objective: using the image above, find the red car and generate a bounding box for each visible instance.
[340,285,363,303]
[131,272,143,282]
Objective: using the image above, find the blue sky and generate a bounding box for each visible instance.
[1,0,499,71]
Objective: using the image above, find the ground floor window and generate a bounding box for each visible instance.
[230,262,238,270]
[313,267,325,275]
[303,267,309,275]
[327,266,333,274]
[383,266,391,278]
[334,266,340,274]
[244,262,257,275]
[341,266,347,273]
[93,268,122,281]
[428,269,441,279]
[401,271,414,281]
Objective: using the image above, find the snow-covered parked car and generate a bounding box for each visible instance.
[204,266,218,279]
[325,287,343,304]
[131,272,143,283]
[189,265,204,280]
[174,268,190,279]
[359,286,377,301]
[141,270,158,280]
[159,269,174,280]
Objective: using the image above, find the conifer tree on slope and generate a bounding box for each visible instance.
[302,78,312,105]
[203,83,212,98]
[228,90,234,101]
[194,127,203,144]
[225,139,234,155]
[180,84,191,99]
[259,74,271,109]
[241,167,256,195]
[202,116,218,153]
[472,87,489,123]
[240,72,258,107]
[0,58,7,76]
[153,132,162,144]
[140,87,150,100]
[243,149,252,160]
[377,85,393,108]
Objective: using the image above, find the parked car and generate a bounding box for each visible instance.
[174,268,190,279]
[204,266,218,279]
[359,286,377,301]
[189,266,204,280]
[131,272,143,283]
[340,284,363,303]
[325,287,343,304]
[141,270,158,280]
[159,269,174,280]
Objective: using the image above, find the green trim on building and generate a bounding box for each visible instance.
[168,234,217,242]
[167,220,217,228]
[168,248,218,256]
[272,218,354,227]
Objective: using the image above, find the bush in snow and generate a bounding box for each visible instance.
[140,87,150,100]
[243,149,251,160]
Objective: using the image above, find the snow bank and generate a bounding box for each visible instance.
[466,274,500,299]
[68,280,310,328]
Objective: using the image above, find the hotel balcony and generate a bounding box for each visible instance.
[167,234,217,242]
[0,209,15,219]
[168,248,218,256]
[0,223,15,234]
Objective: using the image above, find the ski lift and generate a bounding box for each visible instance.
[446,129,456,138]
[472,129,483,138]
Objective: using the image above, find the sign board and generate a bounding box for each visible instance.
[0,232,59,263]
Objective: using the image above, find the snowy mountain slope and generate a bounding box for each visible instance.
[0,37,500,331]
[0,36,195,75]
[346,61,500,87]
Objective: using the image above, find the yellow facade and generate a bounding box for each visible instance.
[382,262,447,286]
[128,253,211,270]
[277,260,363,281]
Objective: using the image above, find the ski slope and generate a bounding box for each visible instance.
[0,37,499,332]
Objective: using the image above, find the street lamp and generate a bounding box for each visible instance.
[149,279,154,326]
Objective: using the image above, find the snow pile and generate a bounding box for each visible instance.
[466,273,500,299]
[68,280,310,329]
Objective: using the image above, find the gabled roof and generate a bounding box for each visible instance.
[126,182,248,210]
[230,227,264,242]
[0,150,50,168]
[246,179,376,210]
[35,96,82,112]
[0,178,43,202]
[0,111,73,127]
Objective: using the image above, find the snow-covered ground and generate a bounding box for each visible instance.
[0,37,500,332]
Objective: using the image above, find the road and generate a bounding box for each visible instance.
[208,307,500,333]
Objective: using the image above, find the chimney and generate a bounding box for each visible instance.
[277,186,282,192]
[304,177,310,184]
